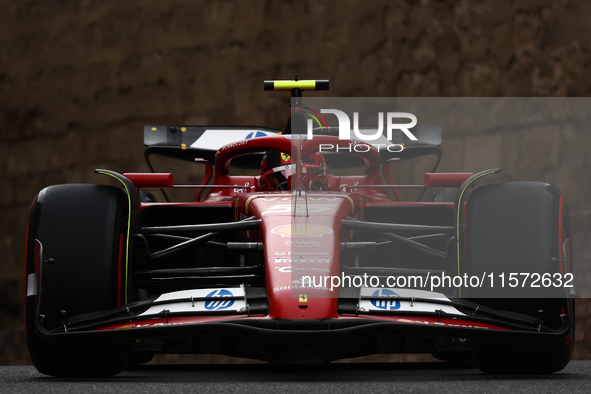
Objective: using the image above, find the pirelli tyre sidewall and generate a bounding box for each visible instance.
[465,181,574,374]
[25,184,131,377]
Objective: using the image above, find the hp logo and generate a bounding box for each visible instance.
[245,131,268,139]
[204,289,235,310]
[370,289,400,310]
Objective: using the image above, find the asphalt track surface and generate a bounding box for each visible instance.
[2,361,591,393]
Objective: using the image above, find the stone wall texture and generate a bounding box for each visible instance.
[1,0,591,364]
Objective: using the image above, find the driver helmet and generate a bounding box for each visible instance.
[260,151,293,190]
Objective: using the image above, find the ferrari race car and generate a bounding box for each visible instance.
[25,79,576,376]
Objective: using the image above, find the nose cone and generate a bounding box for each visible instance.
[246,195,354,319]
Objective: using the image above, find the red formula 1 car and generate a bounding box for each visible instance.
[24,79,575,376]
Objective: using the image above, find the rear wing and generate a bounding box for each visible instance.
[386,124,442,161]
[143,124,442,169]
[144,125,281,167]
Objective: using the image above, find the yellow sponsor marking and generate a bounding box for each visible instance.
[271,224,332,237]
[273,80,317,90]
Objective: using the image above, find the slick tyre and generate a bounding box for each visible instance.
[465,182,574,374]
[25,184,131,377]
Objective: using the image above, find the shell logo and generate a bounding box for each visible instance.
[271,224,333,238]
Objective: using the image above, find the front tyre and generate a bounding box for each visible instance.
[25,184,132,377]
[465,182,574,374]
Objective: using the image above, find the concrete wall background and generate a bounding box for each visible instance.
[1,0,591,364]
